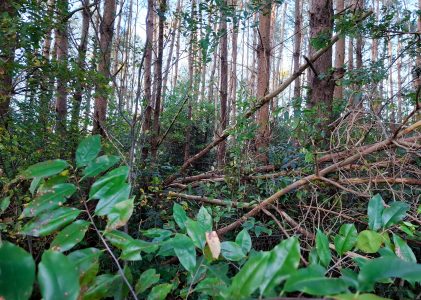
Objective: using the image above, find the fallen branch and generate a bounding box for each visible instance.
[339,177,421,185]
[167,191,253,208]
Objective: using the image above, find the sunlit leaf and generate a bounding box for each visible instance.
[21,159,69,179]
[76,135,101,167]
[235,229,252,254]
[106,197,134,231]
[334,224,358,256]
[173,203,188,230]
[356,230,383,254]
[185,219,206,249]
[197,206,212,232]
[51,220,90,252]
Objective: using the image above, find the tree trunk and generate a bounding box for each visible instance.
[333,0,345,100]
[293,0,302,99]
[217,1,228,168]
[255,1,272,164]
[308,0,335,142]
[93,0,116,136]
[230,2,238,125]
[55,0,69,134]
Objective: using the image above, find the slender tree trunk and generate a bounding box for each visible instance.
[217,1,228,168]
[55,0,69,134]
[416,0,421,93]
[230,2,238,125]
[172,9,182,89]
[388,37,395,131]
[255,1,272,163]
[0,0,17,126]
[293,0,302,99]
[355,0,363,70]
[333,0,345,100]
[308,0,335,143]
[93,0,116,136]
[151,0,167,162]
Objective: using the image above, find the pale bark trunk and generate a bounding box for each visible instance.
[293,0,302,99]
[333,0,345,100]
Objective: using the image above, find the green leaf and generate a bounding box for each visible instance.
[68,248,101,287]
[221,241,245,261]
[21,159,69,179]
[0,242,36,300]
[259,237,301,296]
[368,194,384,231]
[105,230,133,249]
[316,229,331,267]
[0,196,10,214]
[29,176,42,195]
[358,256,421,291]
[94,182,131,216]
[106,197,134,231]
[142,228,172,242]
[185,219,206,249]
[51,220,90,252]
[82,155,120,180]
[89,166,129,199]
[120,241,143,261]
[20,183,76,218]
[147,283,172,300]
[135,269,160,294]
[197,206,212,232]
[173,234,196,272]
[82,274,118,300]
[356,230,383,253]
[392,234,416,263]
[382,202,410,228]
[38,250,80,300]
[284,264,349,296]
[76,135,101,167]
[229,251,270,298]
[21,207,81,237]
[235,229,252,254]
[334,224,358,256]
[194,277,226,296]
[333,293,391,300]
[173,203,188,230]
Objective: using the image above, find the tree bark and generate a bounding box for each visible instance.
[93,0,116,136]
[293,0,302,99]
[255,1,272,164]
[333,0,345,100]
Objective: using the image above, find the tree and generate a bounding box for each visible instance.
[93,0,116,136]
[333,0,345,100]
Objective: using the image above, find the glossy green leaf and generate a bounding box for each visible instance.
[82,155,120,180]
[197,206,212,232]
[235,229,252,254]
[392,234,416,263]
[229,251,270,298]
[259,237,301,296]
[173,234,196,272]
[82,274,118,300]
[94,182,131,216]
[120,241,142,261]
[316,229,331,267]
[284,264,349,296]
[89,166,129,199]
[147,283,172,300]
[333,293,391,300]
[21,207,81,237]
[21,159,69,179]
[76,135,101,167]
[382,202,410,228]
[185,219,206,249]
[0,242,36,300]
[29,177,42,195]
[367,194,384,231]
[51,220,90,252]
[106,197,134,231]
[68,248,101,287]
[173,203,188,230]
[142,228,172,242]
[194,277,226,296]
[358,256,421,291]
[20,183,76,218]
[105,230,133,249]
[38,250,80,300]
[356,230,383,253]
[135,269,160,294]
[221,241,245,261]
[334,224,358,256]
[0,196,10,214]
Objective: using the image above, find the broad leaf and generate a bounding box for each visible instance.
[185,219,206,249]
[0,242,36,300]
[173,234,196,272]
[392,234,416,263]
[333,293,391,300]
[195,277,226,296]
[68,248,101,287]
[89,166,129,199]
[51,220,90,252]
[316,229,331,267]
[358,256,421,291]
[21,159,69,179]
[82,155,120,180]
[82,274,118,300]
[38,250,80,300]
[21,207,81,237]
[135,269,160,294]
[173,203,188,230]
[106,197,134,231]
[205,231,221,259]
[382,202,410,228]
[76,135,101,167]
[147,283,172,300]
[94,182,131,216]
[0,196,10,214]
[105,230,133,249]
[367,194,384,231]
[142,228,173,242]
[221,241,245,261]
[356,230,383,253]
[197,206,212,232]
[334,224,358,256]
[235,229,252,254]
